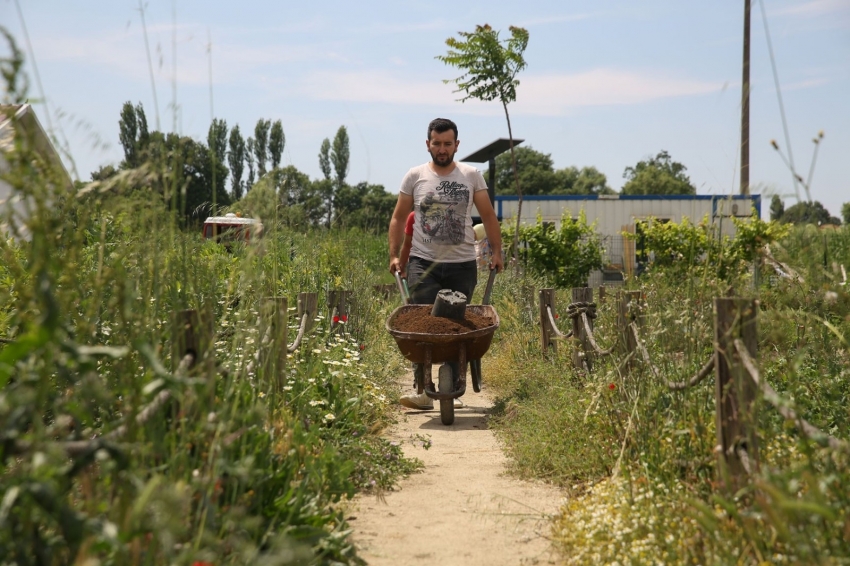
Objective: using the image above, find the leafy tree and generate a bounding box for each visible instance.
[438,23,529,262]
[770,195,785,221]
[842,202,850,225]
[331,126,350,190]
[90,164,117,181]
[264,165,325,227]
[119,101,138,167]
[489,147,613,196]
[491,146,557,196]
[227,125,246,200]
[245,137,256,190]
[318,138,332,181]
[781,200,840,226]
[135,131,230,224]
[118,101,151,169]
[566,166,614,195]
[269,120,285,170]
[318,138,333,226]
[135,103,149,152]
[207,118,228,171]
[621,151,695,195]
[253,119,270,177]
[334,182,397,232]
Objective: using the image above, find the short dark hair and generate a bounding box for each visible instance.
[427,118,458,141]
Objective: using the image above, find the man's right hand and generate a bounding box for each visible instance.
[389,257,403,275]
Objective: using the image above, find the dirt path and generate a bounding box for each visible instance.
[350,375,563,566]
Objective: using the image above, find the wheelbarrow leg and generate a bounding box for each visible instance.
[421,344,433,395]
[470,359,482,393]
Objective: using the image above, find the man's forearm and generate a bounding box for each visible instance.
[389,218,403,259]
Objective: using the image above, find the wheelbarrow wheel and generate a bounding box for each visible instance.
[438,363,455,426]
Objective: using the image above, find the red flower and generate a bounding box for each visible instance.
[359,344,365,351]
[332,315,340,324]
[341,314,348,322]
[608,383,616,390]
[554,314,559,319]
[193,562,214,566]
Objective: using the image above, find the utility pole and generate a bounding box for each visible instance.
[740,0,751,195]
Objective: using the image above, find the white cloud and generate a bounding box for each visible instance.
[32,26,335,86]
[775,0,850,17]
[296,68,722,116]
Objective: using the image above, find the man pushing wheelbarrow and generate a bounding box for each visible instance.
[387,118,503,423]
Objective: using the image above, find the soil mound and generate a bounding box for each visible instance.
[392,306,494,335]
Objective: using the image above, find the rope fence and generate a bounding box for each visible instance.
[538,285,849,489]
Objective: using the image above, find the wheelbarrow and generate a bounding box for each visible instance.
[386,270,498,425]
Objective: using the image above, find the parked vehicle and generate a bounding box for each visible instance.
[202,213,263,247]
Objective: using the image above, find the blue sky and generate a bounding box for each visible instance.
[4,0,849,217]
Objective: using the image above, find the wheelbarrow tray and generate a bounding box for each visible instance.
[385,305,499,364]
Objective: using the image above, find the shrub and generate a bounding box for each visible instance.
[505,210,604,288]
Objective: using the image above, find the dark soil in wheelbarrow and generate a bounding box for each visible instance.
[392,305,494,335]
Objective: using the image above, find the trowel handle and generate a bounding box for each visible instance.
[482,268,497,306]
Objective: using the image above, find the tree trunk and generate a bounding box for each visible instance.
[504,102,523,272]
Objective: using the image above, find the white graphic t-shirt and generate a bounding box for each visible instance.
[399,162,488,263]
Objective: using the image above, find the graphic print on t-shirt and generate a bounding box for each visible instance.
[418,180,469,245]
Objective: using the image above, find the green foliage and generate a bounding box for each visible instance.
[227,124,245,199]
[268,119,285,170]
[437,24,528,106]
[245,136,255,189]
[630,213,790,277]
[0,50,418,559]
[118,101,149,169]
[253,119,270,178]
[207,117,228,172]
[489,146,612,196]
[505,211,604,288]
[780,199,840,226]
[770,194,785,221]
[842,202,850,225]
[318,138,332,181]
[635,216,710,267]
[334,182,397,232]
[621,150,695,195]
[331,126,350,191]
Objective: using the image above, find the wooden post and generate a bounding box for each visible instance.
[617,291,643,370]
[298,292,318,333]
[715,297,759,490]
[597,285,606,305]
[539,288,557,354]
[328,290,352,330]
[261,297,288,391]
[572,287,594,371]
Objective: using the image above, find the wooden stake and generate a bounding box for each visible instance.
[715,297,759,490]
[617,291,643,371]
[572,287,594,371]
[539,288,557,354]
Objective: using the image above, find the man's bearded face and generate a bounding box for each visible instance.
[427,130,458,167]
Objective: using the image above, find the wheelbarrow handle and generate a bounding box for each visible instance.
[482,268,497,306]
[394,270,409,304]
